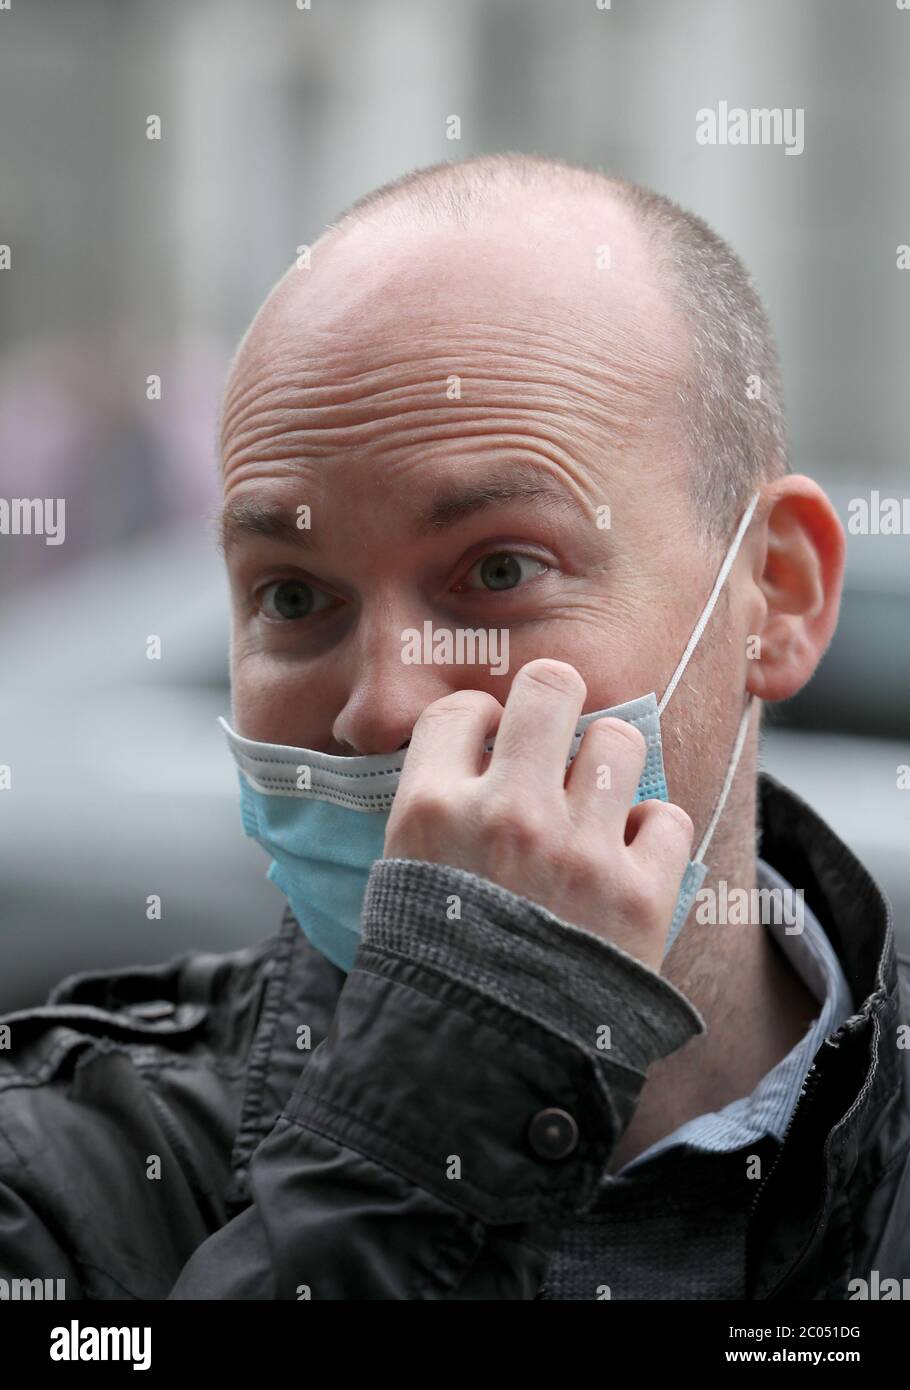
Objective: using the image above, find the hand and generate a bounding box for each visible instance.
[384,658,695,973]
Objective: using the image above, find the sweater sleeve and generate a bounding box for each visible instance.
[361,857,706,1140]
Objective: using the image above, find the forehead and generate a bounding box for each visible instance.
[219,199,689,510]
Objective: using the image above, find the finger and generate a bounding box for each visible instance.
[398,689,504,791]
[564,716,649,834]
[625,798,695,921]
[484,659,587,801]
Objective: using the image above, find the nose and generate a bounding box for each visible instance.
[330,614,455,756]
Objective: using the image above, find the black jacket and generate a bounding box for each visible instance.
[0,775,907,1299]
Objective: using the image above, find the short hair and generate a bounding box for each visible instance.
[328,152,789,541]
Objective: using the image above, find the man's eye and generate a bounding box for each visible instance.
[257,579,335,621]
[458,552,549,593]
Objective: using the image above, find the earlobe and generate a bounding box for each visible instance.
[744,478,845,704]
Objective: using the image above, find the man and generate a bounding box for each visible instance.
[1,153,907,1300]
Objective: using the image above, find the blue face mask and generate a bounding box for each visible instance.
[220,494,759,974]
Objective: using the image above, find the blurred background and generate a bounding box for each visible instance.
[1,0,907,1009]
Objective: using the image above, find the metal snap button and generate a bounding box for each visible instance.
[528,1107,579,1160]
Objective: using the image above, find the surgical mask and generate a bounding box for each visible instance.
[220,493,759,974]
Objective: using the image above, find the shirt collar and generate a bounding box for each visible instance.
[611,851,857,1174]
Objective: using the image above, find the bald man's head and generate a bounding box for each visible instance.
[333,153,791,538]
[220,153,788,543]
[221,185,691,524]
[216,154,843,981]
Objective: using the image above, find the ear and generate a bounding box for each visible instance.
[745,476,846,703]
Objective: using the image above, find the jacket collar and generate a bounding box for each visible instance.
[748,773,901,1296]
[756,772,896,1025]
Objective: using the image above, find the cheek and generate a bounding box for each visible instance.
[228,648,283,741]
[229,643,336,745]
[455,634,616,710]
[495,618,673,716]
[658,627,746,824]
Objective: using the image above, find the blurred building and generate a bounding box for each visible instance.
[1,0,907,1004]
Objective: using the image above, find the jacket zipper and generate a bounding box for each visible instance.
[745,1007,871,1297]
[747,1059,822,1217]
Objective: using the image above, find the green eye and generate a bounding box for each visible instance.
[258,579,333,621]
[463,552,548,592]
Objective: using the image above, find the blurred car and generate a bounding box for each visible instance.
[0,520,283,1012]
[1,494,907,1012]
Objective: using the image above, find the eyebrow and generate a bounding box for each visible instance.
[218,496,308,554]
[420,469,589,531]
[218,465,590,554]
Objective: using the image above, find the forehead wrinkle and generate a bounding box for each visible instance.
[221,318,606,424]
[223,408,627,490]
[221,321,676,482]
[222,413,642,503]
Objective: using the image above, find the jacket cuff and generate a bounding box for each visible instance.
[360,857,705,1077]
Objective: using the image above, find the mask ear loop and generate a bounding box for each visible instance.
[654,491,761,862]
[693,696,753,863]
[657,491,761,718]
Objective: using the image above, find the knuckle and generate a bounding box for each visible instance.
[480,799,547,853]
[617,868,656,922]
[394,783,450,826]
[558,845,600,893]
